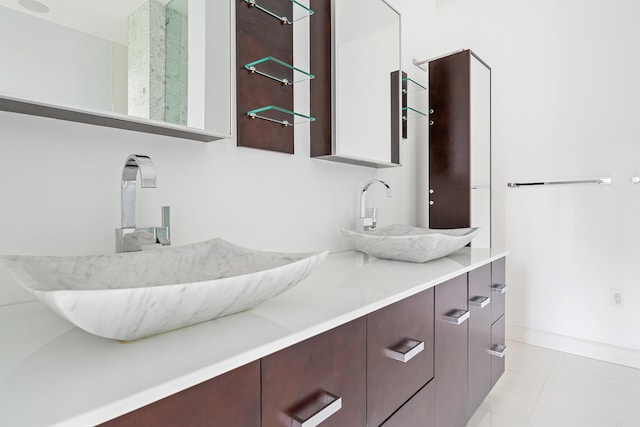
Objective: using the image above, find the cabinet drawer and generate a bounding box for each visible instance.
[381,379,435,427]
[468,263,492,418]
[490,314,507,388]
[100,361,260,427]
[435,274,469,427]
[491,257,507,324]
[262,318,366,427]
[367,288,434,427]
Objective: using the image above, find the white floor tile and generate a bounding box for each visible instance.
[554,351,640,386]
[488,412,528,427]
[466,402,491,427]
[466,340,640,427]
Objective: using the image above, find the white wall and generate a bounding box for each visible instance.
[435,0,640,365]
[0,0,436,305]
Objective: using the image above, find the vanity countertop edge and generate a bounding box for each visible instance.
[0,247,509,427]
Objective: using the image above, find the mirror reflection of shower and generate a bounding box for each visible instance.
[127,0,188,125]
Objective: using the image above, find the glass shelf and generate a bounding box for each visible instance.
[402,107,428,121]
[247,105,316,126]
[402,77,427,94]
[243,0,314,25]
[245,57,314,86]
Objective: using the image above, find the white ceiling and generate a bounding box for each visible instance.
[0,0,155,45]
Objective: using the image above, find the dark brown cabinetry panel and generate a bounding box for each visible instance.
[491,257,506,324]
[100,361,260,427]
[381,380,435,427]
[262,318,367,427]
[367,288,434,426]
[309,0,332,158]
[467,264,493,418]
[434,274,469,427]
[491,314,506,388]
[236,0,294,153]
[429,51,471,229]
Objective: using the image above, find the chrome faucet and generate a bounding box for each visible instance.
[358,179,392,230]
[115,154,171,253]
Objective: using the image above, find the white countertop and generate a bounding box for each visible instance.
[0,247,508,427]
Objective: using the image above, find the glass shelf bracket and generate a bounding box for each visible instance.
[402,77,427,94]
[245,57,315,86]
[247,105,316,127]
[243,0,314,25]
[402,107,428,121]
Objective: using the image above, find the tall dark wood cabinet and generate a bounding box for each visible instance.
[428,50,491,247]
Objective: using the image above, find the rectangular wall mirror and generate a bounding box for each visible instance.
[310,0,401,168]
[0,0,232,142]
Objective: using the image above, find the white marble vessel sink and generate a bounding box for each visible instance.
[341,224,479,263]
[1,239,328,341]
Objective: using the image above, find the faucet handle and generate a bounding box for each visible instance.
[156,206,171,246]
[371,206,378,229]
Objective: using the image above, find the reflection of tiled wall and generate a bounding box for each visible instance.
[127,0,166,122]
[165,8,188,126]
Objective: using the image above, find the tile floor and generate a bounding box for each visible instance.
[467,340,640,427]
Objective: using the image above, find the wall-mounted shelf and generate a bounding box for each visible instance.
[401,74,427,139]
[245,57,314,86]
[402,77,427,94]
[402,106,428,121]
[243,0,314,25]
[247,105,315,126]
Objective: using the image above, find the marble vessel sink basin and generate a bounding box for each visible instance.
[1,239,328,341]
[341,224,479,263]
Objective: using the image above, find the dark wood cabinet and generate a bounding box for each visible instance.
[428,49,492,248]
[261,318,367,427]
[381,380,435,427]
[367,288,434,426]
[101,257,506,427]
[467,264,493,418]
[100,361,260,427]
[434,274,469,427]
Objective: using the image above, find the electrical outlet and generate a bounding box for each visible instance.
[610,289,624,307]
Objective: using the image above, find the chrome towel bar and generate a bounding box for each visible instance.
[507,178,611,188]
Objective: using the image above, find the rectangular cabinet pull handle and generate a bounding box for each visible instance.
[489,344,507,358]
[443,309,470,325]
[384,338,425,363]
[291,391,342,427]
[492,284,508,294]
[469,296,490,309]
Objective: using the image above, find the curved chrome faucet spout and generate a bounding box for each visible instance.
[359,179,392,230]
[121,155,156,228]
[116,154,171,253]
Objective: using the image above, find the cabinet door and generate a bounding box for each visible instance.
[381,380,435,427]
[434,274,469,427]
[367,288,434,426]
[491,314,507,388]
[491,257,507,324]
[262,318,366,427]
[467,264,492,418]
[100,361,260,427]
[428,51,471,229]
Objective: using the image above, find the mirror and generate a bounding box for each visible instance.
[0,0,231,141]
[333,0,401,167]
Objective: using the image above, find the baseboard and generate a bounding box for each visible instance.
[507,323,640,370]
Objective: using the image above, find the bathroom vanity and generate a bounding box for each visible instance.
[0,248,507,427]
